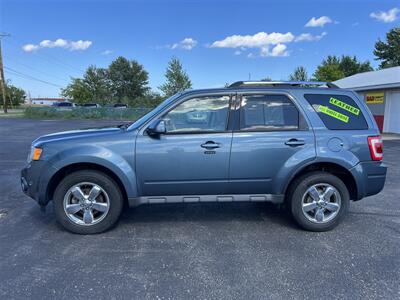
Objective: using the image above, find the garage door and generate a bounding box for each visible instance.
[385,91,400,134]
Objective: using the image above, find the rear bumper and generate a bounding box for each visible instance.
[350,161,387,200]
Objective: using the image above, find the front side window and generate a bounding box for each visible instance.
[239,94,300,131]
[161,95,230,133]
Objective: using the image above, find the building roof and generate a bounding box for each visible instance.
[334,66,400,91]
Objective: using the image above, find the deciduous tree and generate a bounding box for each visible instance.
[0,81,26,107]
[61,78,91,104]
[313,55,372,81]
[108,57,149,101]
[83,66,112,105]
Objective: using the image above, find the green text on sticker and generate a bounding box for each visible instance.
[329,97,360,116]
[319,105,349,123]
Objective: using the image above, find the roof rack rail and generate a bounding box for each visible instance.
[228,81,339,89]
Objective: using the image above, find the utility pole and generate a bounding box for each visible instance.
[0,33,10,113]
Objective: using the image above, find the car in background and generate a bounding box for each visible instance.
[52,102,75,109]
[83,103,101,108]
[113,103,128,109]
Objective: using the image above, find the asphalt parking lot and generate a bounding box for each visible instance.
[0,118,399,299]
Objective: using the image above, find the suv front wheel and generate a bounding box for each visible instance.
[53,170,124,234]
[289,171,349,231]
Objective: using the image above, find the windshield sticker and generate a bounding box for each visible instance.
[329,97,360,116]
[319,105,349,123]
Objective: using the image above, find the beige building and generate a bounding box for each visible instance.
[335,66,400,133]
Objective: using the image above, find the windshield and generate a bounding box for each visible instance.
[126,93,182,130]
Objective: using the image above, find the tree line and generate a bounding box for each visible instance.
[2,27,399,108]
[287,27,399,82]
[61,56,191,107]
[0,82,26,107]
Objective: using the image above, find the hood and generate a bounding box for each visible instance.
[33,126,122,147]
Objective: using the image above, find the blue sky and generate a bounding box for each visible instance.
[1,0,399,97]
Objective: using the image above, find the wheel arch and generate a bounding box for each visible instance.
[284,161,358,201]
[46,162,130,206]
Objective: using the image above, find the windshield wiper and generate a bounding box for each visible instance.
[118,122,133,129]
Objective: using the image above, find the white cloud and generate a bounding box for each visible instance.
[305,16,333,27]
[70,40,92,50]
[260,44,289,57]
[370,7,399,23]
[211,30,326,58]
[39,39,69,48]
[169,38,198,50]
[271,44,288,56]
[295,32,327,42]
[210,32,295,48]
[101,50,113,55]
[22,44,39,52]
[22,38,92,52]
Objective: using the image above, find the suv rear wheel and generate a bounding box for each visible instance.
[53,170,123,234]
[289,171,349,231]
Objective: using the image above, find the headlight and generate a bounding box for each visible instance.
[28,146,43,162]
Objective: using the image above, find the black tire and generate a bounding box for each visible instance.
[288,171,349,232]
[54,170,124,234]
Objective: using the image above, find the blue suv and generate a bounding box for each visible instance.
[21,81,387,234]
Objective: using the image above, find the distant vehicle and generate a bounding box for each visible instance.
[52,102,74,108]
[22,81,387,234]
[113,103,128,108]
[83,103,101,108]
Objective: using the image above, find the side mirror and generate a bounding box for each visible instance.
[147,119,166,136]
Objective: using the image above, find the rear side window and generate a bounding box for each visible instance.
[239,94,300,131]
[304,94,368,130]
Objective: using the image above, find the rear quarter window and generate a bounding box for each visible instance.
[304,94,368,130]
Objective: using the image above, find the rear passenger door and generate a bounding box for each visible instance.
[228,93,316,195]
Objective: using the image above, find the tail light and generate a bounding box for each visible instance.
[368,136,383,161]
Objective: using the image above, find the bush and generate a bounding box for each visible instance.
[24,107,152,120]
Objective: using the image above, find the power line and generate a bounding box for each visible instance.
[4,66,64,88]
[6,57,71,82]
[32,51,86,73]
[4,37,86,74]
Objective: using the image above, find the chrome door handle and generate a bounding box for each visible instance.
[201,141,221,149]
[285,139,305,147]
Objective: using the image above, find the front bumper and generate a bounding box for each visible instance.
[21,161,58,206]
[350,161,387,200]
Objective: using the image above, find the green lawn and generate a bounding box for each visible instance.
[0,109,24,118]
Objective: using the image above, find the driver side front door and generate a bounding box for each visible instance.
[135,94,234,196]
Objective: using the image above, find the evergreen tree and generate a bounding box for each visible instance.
[374,27,400,69]
[289,66,308,81]
[159,58,192,97]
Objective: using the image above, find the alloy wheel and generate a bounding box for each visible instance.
[63,182,110,226]
[301,183,341,224]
